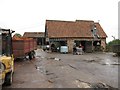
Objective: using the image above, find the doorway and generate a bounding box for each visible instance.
[74,40,92,53]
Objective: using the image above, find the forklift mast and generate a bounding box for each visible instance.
[0,29,14,56]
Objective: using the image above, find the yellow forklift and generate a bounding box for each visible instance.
[0,28,15,85]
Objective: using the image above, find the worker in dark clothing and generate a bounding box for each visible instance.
[73,45,77,55]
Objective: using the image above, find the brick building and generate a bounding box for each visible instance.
[23,32,45,45]
[45,20,107,53]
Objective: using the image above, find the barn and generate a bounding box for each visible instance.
[45,20,107,53]
[23,32,45,46]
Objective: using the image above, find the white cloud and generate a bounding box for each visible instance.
[0,0,119,42]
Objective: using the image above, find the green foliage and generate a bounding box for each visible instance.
[106,39,120,52]
[107,39,120,46]
[13,33,22,37]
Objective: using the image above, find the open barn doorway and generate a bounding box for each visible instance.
[93,40,101,51]
[50,40,67,52]
[74,40,92,53]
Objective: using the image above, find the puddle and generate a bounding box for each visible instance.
[36,55,46,59]
[54,58,61,61]
[102,62,120,65]
[92,82,115,89]
[74,79,115,89]
[83,58,120,66]
[111,63,120,65]
[47,57,61,61]
[101,59,120,66]
[73,79,91,88]
[104,59,112,65]
[83,59,99,63]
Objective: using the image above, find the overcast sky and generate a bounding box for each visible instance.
[0,0,119,42]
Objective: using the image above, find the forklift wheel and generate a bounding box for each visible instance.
[5,72,12,86]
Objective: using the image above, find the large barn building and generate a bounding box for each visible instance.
[45,20,107,53]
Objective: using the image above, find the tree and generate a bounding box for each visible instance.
[106,39,120,52]
[13,33,22,38]
[107,39,120,46]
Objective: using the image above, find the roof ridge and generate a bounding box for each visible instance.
[76,20,94,22]
[25,32,44,33]
[46,19,95,23]
[46,20,75,23]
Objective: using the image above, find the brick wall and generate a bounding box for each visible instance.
[67,39,74,53]
[101,39,106,50]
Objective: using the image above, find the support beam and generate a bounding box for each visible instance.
[67,39,74,53]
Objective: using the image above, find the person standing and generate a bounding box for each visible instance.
[79,44,83,55]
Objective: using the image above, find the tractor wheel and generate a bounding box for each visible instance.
[28,52,32,60]
[32,51,35,58]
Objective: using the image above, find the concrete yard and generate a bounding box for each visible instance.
[3,49,119,88]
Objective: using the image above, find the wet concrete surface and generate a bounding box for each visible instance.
[3,49,119,88]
